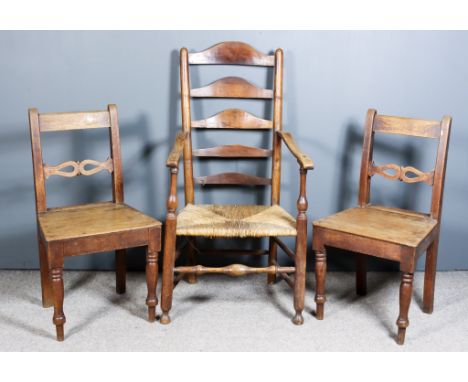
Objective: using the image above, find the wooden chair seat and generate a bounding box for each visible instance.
[313,205,437,248]
[176,204,297,238]
[39,202,160,242]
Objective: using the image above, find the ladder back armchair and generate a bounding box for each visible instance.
[161,41,314,325]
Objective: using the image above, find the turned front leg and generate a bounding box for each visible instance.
[146,246,158,322]
[48,244,65,341]
[396,272,414,345]
[50,267,66,341]
[160,167,178,325]
[314,251,327,320]
[293,233,306,325]
[292,168,308,325]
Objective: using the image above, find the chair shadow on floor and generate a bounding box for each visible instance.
[0,313,54,340]
[304,264,400,339]
[66,271,98,294]
[67,272,152,338]
[166,274,295,323]
[173,294,214,321]
[349,272,398,339]
[65,293,149,339]
[265,281,297,320]
[13,272,97,339]
[9,271,152,340]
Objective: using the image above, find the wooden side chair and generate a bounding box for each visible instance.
[160,42,314,325]
[312,109,451,345]
[29,104,162,341]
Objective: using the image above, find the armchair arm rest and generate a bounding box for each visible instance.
[277,131,314,170]
[166,131,188,168]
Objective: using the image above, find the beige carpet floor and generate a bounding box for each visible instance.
[0,270,467,351]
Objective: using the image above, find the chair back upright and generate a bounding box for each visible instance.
[180,41,284,206]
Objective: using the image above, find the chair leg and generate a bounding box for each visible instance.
[38,233,53,308]
[356,253,367,296]
[186,237,197,284]
[267,237,278,285]
[161,220,176,325]
[292,231,306,325]
[115,249,126,294]
[48,244,65,341]
[423,239,439,314]
[50,267,66,341]
[314,250,327,320]
[396,272,414,345]
[145,246,158,322]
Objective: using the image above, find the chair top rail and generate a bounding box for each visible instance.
[39,110,111,132]
[373,114,441,139]
[188,41,275,67]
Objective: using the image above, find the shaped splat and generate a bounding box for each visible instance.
[44,158,113,179]
[369,162,434,186]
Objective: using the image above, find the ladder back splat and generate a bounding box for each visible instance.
[191,77,273,99]
[191,109,272,129]
[195,172,272,186]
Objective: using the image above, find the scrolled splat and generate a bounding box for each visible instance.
[43,161,80,179]
[44,158,113,179]
[400,166,434,184]
[368,162,434,186]
[369,163,401,181]
[79,158,113,176]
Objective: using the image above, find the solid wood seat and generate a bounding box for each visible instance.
[176,204,297,238]
[39,202,160,242]
[29,105,161,341]
[314,205,437,248]
[312,109,451,345]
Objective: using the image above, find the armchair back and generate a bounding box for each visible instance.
[179,41,283,205]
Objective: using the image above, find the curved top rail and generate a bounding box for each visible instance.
[188,41,275,66]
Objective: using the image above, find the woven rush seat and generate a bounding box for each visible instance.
[176,204,297,238]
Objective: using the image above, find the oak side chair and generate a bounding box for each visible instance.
[312,109,451,345]
[29,104,162,341]
[160,41,314,325]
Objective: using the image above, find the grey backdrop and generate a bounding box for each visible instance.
[1,31,467,271]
